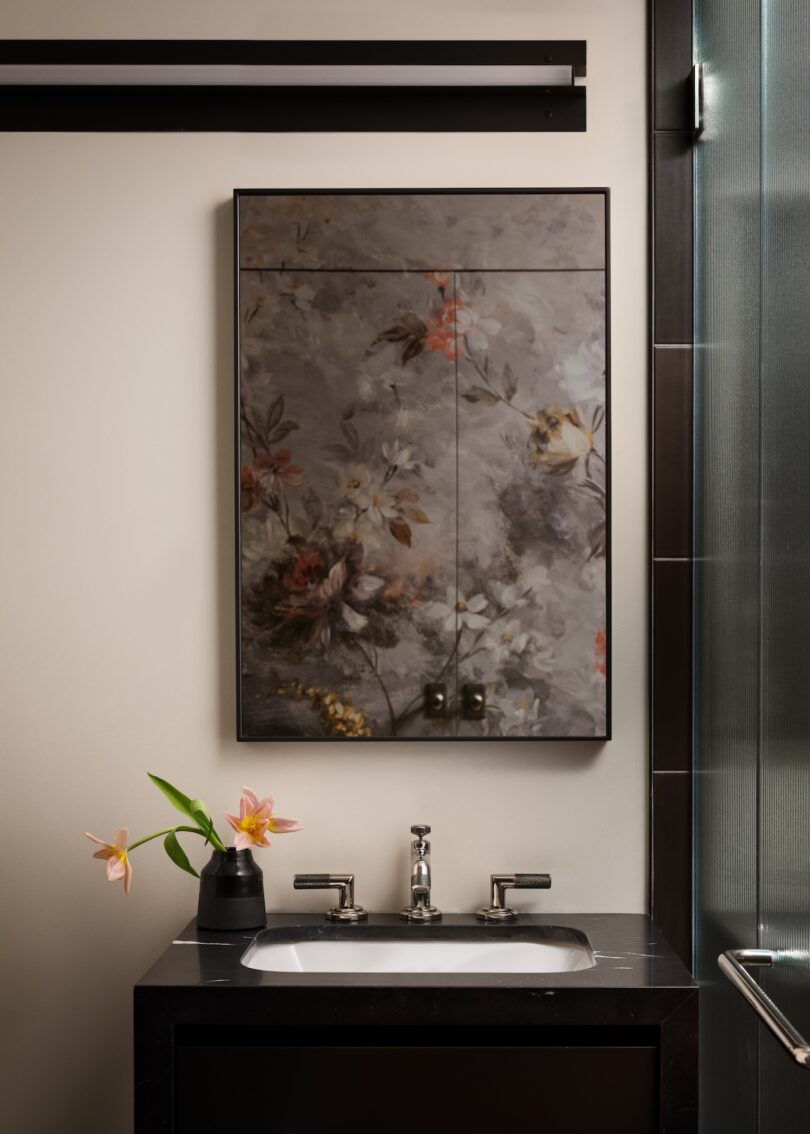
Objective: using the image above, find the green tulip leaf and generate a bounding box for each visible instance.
[148,772,197,819]
[148,774,226,850]
[163,830,200,880]
[189,798,216,846]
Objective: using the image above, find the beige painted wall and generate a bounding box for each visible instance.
[0,2,646,1131]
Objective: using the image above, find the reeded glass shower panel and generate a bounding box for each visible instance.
[693,0,762,1131]
[758,1,810,1128]
[695,1,810,1131]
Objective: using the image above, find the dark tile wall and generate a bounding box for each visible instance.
[650,0,695,969]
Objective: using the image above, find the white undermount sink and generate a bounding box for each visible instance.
[242,934,595,975]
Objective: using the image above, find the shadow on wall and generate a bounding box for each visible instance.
[214,199,238,743]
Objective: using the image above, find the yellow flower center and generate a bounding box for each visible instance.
[457,601,467,612]
[349,478,361,488]
[501,633,513,643]
[238,814,265,835]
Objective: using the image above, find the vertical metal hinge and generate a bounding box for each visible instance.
[691,63,705,138]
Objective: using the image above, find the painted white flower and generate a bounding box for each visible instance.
[279,278,316,311]
[429,587,490,633]
[491,566,549,611]
[363,485,399,525]
[337,464,373,504]
[490,690,542,735]
[337,467,398,524]
[393,406,416,432]
[528,642,555,676]
[382,440,417,471]
[490,580,529,610]
[357,373,376,400]
[523,565,550,596]
[484,619,530,664]
[557,338,606,403]
[456,305,501,353]
[332,510,383,551]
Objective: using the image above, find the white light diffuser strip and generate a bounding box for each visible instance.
[0,63,576,87]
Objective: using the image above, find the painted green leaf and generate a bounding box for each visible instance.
[265,395,284,433]
[401,312,428,336]
[374,323,411,343]
[502,363,518,402]
[341,420,360,453]
[588,521,607,560]
[270,421,300,443]
[389,519,412,547]
[463,387,500,405]
[401,338,425,364]
[163,830,200,880]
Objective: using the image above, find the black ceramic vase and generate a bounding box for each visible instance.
[196,847,267,931]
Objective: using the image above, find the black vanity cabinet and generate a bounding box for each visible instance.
[175,1034,657,1132]
[135,914,696,1134]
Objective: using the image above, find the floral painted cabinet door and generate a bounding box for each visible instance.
[456,267,608,739]
[236,191,609,740]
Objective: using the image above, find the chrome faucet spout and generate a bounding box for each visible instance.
[400,824,442,923]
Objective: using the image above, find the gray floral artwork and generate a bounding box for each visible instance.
[236,191,609,740]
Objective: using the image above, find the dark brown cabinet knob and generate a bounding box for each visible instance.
[425,683,448,718]
[463,684,486,720]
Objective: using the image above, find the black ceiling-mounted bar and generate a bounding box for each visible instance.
[0,39,587,68]
[0,40,587,132]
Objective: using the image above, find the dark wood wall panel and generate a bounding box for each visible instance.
[653,347,693,558]
[652,771,693,965]
[653,135,694,344]
[652,561,692,772]
[650,0,695,970]
[653,0,695,130]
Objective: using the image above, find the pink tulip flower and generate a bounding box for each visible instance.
[224,786,302,851]
[85,827,133,894]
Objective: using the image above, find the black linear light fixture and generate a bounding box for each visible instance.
[0,40,587,131]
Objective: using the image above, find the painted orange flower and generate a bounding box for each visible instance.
[282,551,327,593]
[426,297,461,360]
[594,629,607,677]
[241,465,262,511]
[427,270,451,290]
[255,449,304,491]
[241,450,303,510]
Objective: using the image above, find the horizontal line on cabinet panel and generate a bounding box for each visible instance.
[653,557,691,562]
[653,343,693,350]
[652,770,691,775]
[238,266,605,274]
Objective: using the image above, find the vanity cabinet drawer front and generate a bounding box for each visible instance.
[175,1042,657,1133]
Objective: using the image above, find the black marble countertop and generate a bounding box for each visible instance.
[134,913,699,1132]
[137,912,695,995]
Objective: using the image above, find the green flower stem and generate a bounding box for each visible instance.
[127,825,227,854]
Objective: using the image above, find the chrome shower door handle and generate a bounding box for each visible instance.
[718,948,810,1067]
